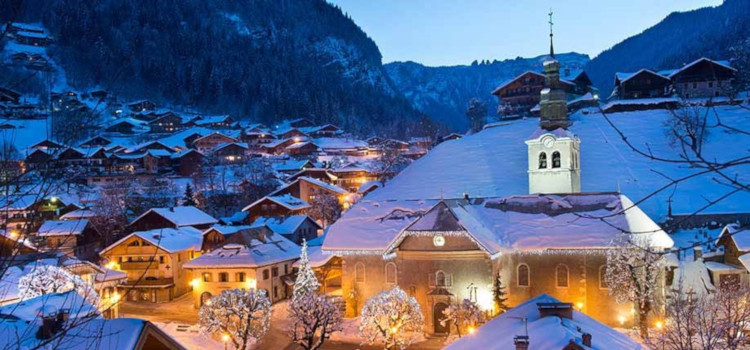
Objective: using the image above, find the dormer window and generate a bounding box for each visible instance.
[552,151,561,168]
[539,152,548,169]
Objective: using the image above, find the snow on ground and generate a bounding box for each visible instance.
[154,322,231,349]
[366,105,750,222]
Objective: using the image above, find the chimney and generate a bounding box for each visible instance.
[56,308,70,322]
[38,314,60,340]
[514,335,530,350]
[582,333,592,347]
[694,247,703,261]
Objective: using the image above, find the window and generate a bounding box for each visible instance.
[263,269,270,280]
[599,265,609,289]
[539,152,547,169]
[385,263,397,285]
[262,204,268,211]
[273,286,278,299]
[556,265,569,288]
[354,263,365,283]
[433,271,453,287]
[219,272,228,282]
[517,264,530,287]
[128,240,140,247]
[552,152,561,168]
[272,267,279,277]
[284,264,288,275]
[202,272,212,282]
[237,272,246,282]
[159,256,165,264]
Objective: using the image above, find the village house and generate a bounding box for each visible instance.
[302,124,342,138]
[78,135,112,148]
[242,194,311,223]
[492,69,593,116]
[261,138,298,155]
[127,100,156,113]
[270,176,351,207]
[446,294,643,350]
[0,230,38,257]
[276,127,309,140]
[148,112,183,134]
[128,206,218,232]
[194,115,235,129]
[104,118,149,134]
[611,69,673,100]
[99,227,203,303]
[287,118,315,128]
[707,224,750,288]
[170,149,205,176]
[251,215,321,245]
[285,141,320,157]
[191,132,238,153]
[200,225,263,252]
[330,164,378,192]
[286,168,338,184]
[667,57,736,99]
[35,219,100,260]
[272,159,314,176]
[0,195,75,232]
[211,142,249,163]
[184,230,301,307]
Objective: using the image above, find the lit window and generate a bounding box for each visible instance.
[203,272,212,282]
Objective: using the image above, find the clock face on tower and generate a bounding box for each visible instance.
[433,235,445,247]
[542,136,555,148]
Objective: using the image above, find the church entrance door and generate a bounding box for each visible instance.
[433,302,449,334]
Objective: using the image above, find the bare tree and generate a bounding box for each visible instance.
[307,189,342,228]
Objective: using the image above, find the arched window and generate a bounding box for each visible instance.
[539,152,548,169]
[385,263,397,285]
[517,264,530,287]
[436,271,446,287]
[385,263,397,284]
[354,262,365,283]
[556,265,569,288]
[552,151,561,168]
[599,265,609,289]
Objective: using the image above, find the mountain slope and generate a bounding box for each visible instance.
[1,0,421,136]
[385,53,589,130]
[586,0,750,97]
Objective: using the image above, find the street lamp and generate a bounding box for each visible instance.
[221,333,230,350]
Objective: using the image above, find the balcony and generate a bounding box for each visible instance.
[120,261,160,270]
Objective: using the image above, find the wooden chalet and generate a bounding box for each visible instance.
[276,127,309,140]
[170,149,204,176]
[129,206,218,232]
[612,69,672,100]
[251,215,321,245]
[262,138,298,155]
[105,119,147,134]
[288,118,314,128]
[241,194,311,223]
[285,141,319,157]
[271,177,349,206]
[127,100,156,113]
[194,115,235,129]
[191,132,238,152]
[709,224,750,289]
[668,58,736,99]
[148,112,182,134]
[79,136,112,148]
[212,142,249,163]
[35,219,101,260]
[200,225,269,252]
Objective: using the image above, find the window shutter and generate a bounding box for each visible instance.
[428,274,435,287]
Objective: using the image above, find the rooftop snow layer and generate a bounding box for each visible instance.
[102,227,203,254]
[365,106,750,220]
[183,236,300,269]
[445,293,643,350]
[36,220,89,236]
[252,215,318,234]
[134,206,218,227]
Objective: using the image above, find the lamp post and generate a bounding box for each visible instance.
[221,333,230,350]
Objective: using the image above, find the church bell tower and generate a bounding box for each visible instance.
[524,11,581,194]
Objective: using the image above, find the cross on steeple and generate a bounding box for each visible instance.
[548,9,555,58]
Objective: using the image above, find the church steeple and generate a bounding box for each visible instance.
[539,9,569,131]
[525,12,581,194]
[548,10,555,59]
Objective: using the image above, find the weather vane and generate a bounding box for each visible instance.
[548,9,555,58]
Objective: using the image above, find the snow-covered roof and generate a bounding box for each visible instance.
[0,291,98,322]
[363,106,750,220]
[492,71,545,94]
[251,215,320,235]
[703,261,743,273]
[59,209,95,220]
[739,253,750,271]
[36,219,90,236]
[131,206,218,228]
[195,115,232,125]
[293,245,335,268]
[446,294,642,350]
[324,194,672,255]
[242,194,311,212]
[101,227,203,255]
[183,235,301,269]
[717,224,750,251]
[312,137,367,150]
[666,57,736,79]
[202,225,255,236]
[272,159,312,172]
[272,177,348,196]
[614,69,670,84]
[286,141,317,150]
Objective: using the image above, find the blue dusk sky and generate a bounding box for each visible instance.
[327,0,723,66]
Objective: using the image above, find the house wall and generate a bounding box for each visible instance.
[341,237,636,333]
[100,235,198,303]
[187,260,295,308]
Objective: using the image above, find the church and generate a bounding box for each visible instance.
[321,29,673,334]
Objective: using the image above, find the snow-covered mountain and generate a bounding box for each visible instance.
[385,53,590,130]
[0,0,420,137]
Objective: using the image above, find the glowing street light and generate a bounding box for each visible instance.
[468,326,476,335]
[618,315,626,326]
[576,302,584,309]
[655,320,664,330]
[222,333,230,350]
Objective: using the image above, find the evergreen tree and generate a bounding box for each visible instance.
[493,273,509,314]
[182,183,197,206]
[293,240,321,300]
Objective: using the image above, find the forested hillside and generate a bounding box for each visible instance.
[0,0,424,136]
[586,0,750,96]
